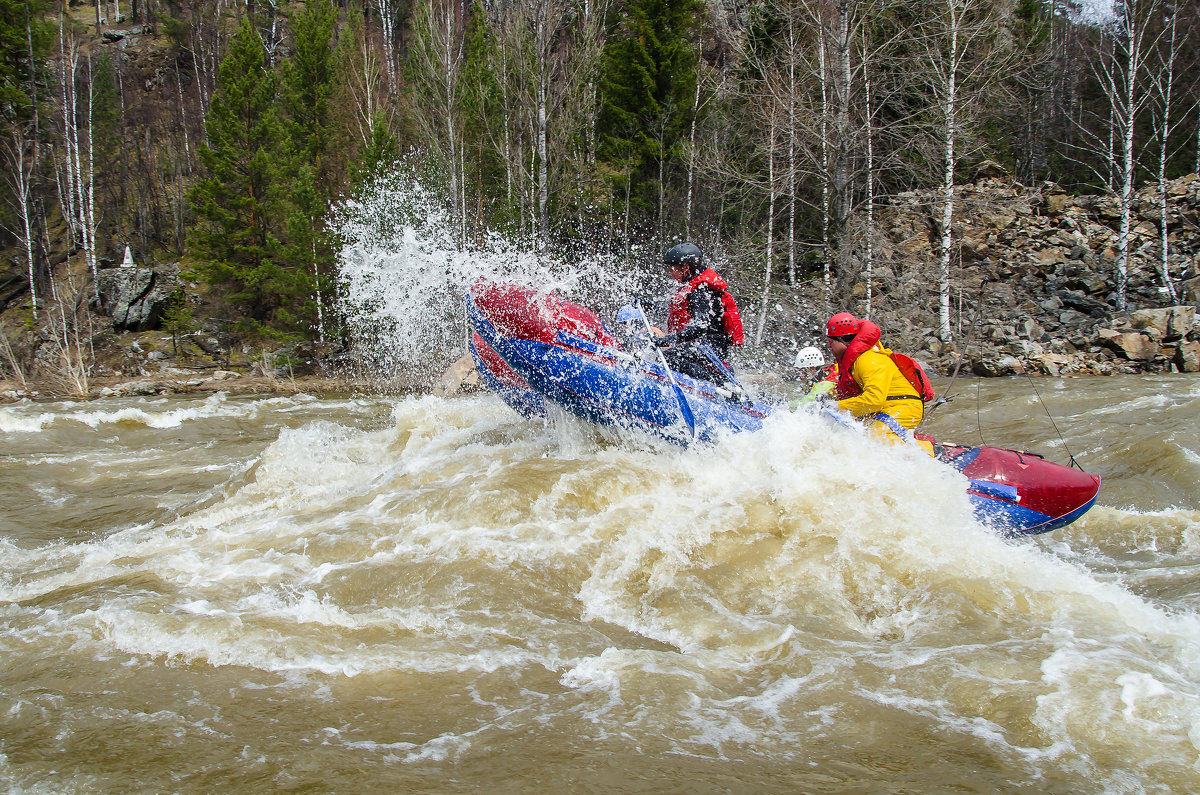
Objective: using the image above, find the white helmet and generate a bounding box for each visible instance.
[794,346,825,369]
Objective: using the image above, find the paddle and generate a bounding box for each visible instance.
[635,299,697,443]
[696,343,749,403]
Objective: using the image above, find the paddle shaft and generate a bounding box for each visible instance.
[635,300,697,442]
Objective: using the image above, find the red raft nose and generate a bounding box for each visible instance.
[955,445,1102,524]
[469,279,616,348]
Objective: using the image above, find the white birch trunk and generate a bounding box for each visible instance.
[378,0,398,92]
[657,125,664,243]
[818,28,831,308]
[787,13,796,286]
[832,0,852,278]
[175,58,191,164]
[312,235,325,343]
[444,17,458,244]
[1106,80,1116,191]
[194,20,211,120]
[460,136,468,244]
[58,18,78,244]
[1154,9,1177,302]
[65,40,97,296]
[685,60,700,236]
[1114,6,1143,313]
[937,0,960,343]
[5,132,39,319]
[865,57,875,319]
[84,55,100,299]
[503,85,513,204]
[536,11,549,250]
[755,108,777,348]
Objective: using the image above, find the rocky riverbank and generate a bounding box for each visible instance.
[859,173,1200,376]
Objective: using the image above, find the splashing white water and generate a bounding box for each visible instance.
[332,163,657,383]
[1060,0,1119,27]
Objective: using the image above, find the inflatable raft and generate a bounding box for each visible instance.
[466,279,1101,535]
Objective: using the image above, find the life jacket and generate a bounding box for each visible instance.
[833,321,881,399]
[890,352,936,402]
[834,321,935,402]
[667,268,744,346]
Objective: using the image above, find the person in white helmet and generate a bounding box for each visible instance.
[789,346,837,409]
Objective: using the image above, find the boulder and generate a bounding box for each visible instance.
[1183,275,1200,303]
[960,235,989,261]
[1021,318,1047,341]
[1056,289,1108,315]
[436,353,481,396]
[1176,341,1200,373]
[979,209,1016,230]
[192,334,227,356]
[94,264,181,332]
[1129,308,1172,337]
[971,353,1024,376]
[1096,328,1159,360]
[1066,270,1109,295]
[1035,246,1065,267]
[1168,306,1196,339]
[1033,352,1075,376]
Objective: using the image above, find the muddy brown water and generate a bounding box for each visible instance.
[1,375,1198,793]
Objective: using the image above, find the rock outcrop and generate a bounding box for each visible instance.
[94,262,182,332]
[854,174,1200,376]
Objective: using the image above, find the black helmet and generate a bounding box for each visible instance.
[663,243,702,269]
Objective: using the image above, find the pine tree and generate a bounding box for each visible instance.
[596,0,700,228]
[278,0,339,339]
[348,113,401,191]
[188,17,298,326]
[1,0,52,313]
[0,0,51,127]
[280,0,337,175]
[457,1,506,237]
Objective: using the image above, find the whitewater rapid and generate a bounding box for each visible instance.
[2,382,1198,792]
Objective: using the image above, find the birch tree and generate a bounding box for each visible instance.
[374,0,401,92]
[1104,0,1158,312]
[333,1,387,153]
[1148,4,1181,301]
[407,0,465,243]
[1065,0,1163,311]
[754,103,778,347]
[59,30,100,297]
[915,0,1015,341]
[934,0,962,343]
[2,127,39,318]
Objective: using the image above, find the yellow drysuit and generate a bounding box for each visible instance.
[837,344,925,444]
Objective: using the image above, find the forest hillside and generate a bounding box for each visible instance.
[1,0,1198,398]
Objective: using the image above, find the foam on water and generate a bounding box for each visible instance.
[2,390,1200,787]
[0,392,325,433]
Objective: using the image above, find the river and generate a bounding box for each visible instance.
[1,373,1198,793]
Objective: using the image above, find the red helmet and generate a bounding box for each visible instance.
[825,312,860,338]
